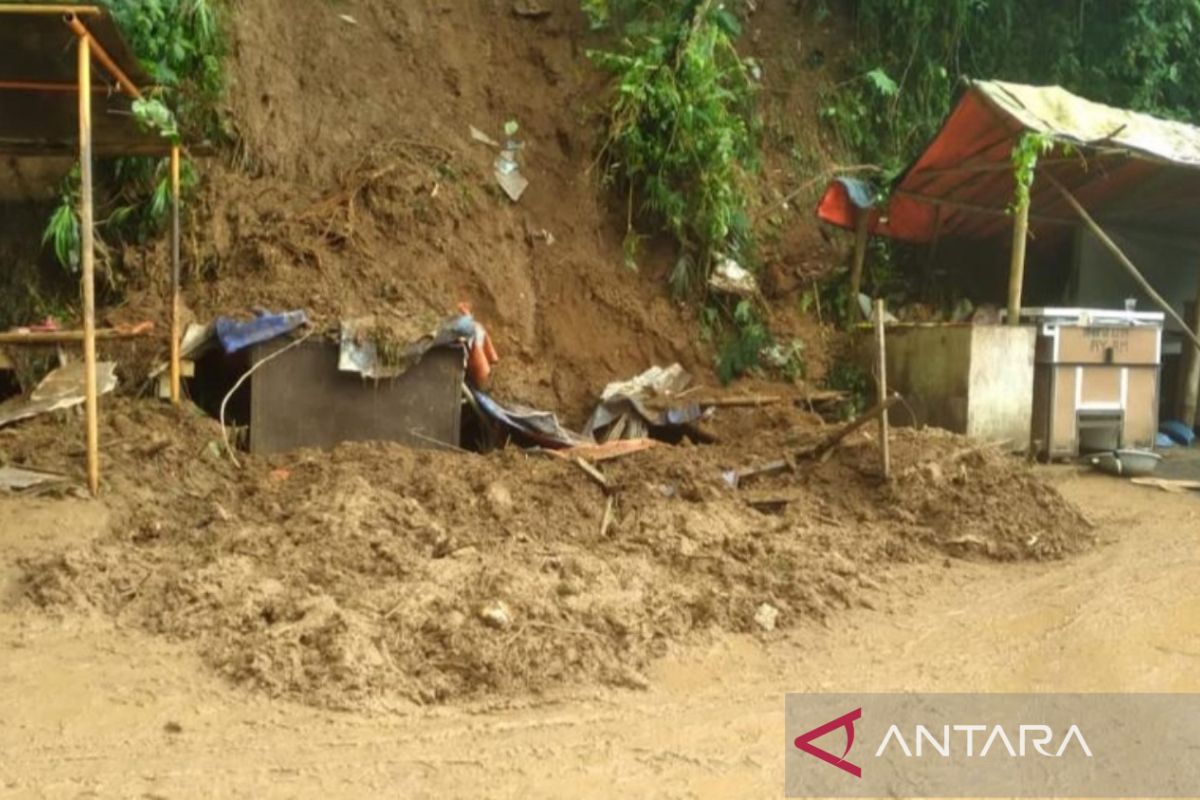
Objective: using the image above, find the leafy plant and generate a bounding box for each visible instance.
[826,360,870,418]
[41,0,227,272]
[588,0,760,292]
[823,0,1200,176]
[42,169,82,274]
[715,298,771,384]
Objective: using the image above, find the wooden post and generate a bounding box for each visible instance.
[1006,193,1030,326]
[1046,174,1200,351]
[1179,288,1200,429]
[874,298,891,479]
[169,144,182,405]
[847,212,870,326]
[77,35,99,495]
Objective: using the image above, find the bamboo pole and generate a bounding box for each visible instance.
[874,299,891,479]
[1046,173,1200,351]
[77,34,100,496]
[0,326,153,345]
[169,144,182,405]
[1006,192,1031,326]
[0,4,102,14]
[1178,289,1200,428]
[847,212,870,325]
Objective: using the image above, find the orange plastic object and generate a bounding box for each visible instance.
[466,340,491,386]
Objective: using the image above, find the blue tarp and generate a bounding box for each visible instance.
[215,310,308,354]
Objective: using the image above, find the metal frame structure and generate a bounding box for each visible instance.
[0,3,184,494]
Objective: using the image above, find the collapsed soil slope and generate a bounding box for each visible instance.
[11,400,1092,710]
[109,0,845,420]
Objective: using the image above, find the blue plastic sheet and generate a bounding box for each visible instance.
[215,310,308,354]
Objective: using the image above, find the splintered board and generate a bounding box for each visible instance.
[247,338,462,454]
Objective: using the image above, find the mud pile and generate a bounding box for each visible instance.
[11,400,1092,709]
[107,0,844,421]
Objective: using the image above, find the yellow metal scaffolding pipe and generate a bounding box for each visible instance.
[65,13,143,99]
[78,34,101,496]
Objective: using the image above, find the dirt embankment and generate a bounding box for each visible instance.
[107,0,847,421]
[8,400,1092,710]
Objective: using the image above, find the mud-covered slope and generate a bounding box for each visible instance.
[131,0,841,419]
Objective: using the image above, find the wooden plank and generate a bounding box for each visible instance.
[571,456,611,494]
[0,324,154,345]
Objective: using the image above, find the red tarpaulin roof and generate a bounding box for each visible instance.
[817,80,1200,243]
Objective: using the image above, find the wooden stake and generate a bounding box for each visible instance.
[874,299,891,479]
[169,144,182,405]
[806,394,901,461]
[1179,289,1200,428]
[77,34,99,497]
[1046,174,1200,351]
[598,495,615,537]
[1006,192,1030,326]
[848,212,870,326]
[571,457,611,494]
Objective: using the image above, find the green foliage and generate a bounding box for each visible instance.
[826,360,869,418]
[42,169,81,274]
[41,0,226,273]
[1009,131,1055,212]
[588,0,760,289]
[132,97,181,143]
[823,0,1200,175]
[715,298,771,385]
[103,0,227,139]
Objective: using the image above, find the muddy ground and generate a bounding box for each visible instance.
[0,471,1193,797]
[3,398,1090,712]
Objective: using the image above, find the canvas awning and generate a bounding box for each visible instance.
[818,79,1200,243]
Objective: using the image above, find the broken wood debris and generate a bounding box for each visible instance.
[571,456,611,494]
[0,322,154,345]
[727,394,902,488]
[552,438,658,463]
[1130,477,1200,494]
[599,495,615,536]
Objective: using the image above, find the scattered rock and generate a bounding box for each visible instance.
[485,482,513,516]
[753,602,779,632]
[828,552,857,576]
[613,667,650,690]
[512,0,550,18]
[478,601,513,630]
[163,721,183,734]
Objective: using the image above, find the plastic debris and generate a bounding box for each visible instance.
[708,256,759,297]
[0,361,118,428]
[215,310,308,354]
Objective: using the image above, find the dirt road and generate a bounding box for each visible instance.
[0,470,1196,798]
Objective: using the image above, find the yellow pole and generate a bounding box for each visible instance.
[169,144,182,405]
[78,34,100,495]
[1006,193,1030,326]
